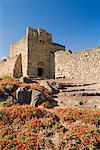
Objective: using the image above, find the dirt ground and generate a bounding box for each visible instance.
[42,78,100,109]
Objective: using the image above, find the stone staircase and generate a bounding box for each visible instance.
[47,79,100,109]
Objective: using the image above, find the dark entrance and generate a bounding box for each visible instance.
[38,68,43,77]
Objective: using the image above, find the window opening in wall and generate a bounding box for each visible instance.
[38,68,43,77]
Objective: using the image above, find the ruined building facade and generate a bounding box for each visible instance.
[0,27,65,78]
[0,27,100,80]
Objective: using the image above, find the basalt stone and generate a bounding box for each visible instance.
[16,86,32,104]
[39,80,60,94]
[0,90,3,97]
[19,76,35,83]
[30,89,45,107]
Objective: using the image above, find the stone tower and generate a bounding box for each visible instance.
[10,27,65,78]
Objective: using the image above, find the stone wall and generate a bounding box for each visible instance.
[0,55,22,78]
[55,47,100,80]
[27,27,65,78]
[27,27,51,78]
[4,27,100,80]
[9,27,65,79]
[10,36,28,76]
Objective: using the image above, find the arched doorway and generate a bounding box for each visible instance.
[13,54,23,78]
[37,62,44,77]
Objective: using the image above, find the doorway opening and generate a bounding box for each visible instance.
[38,68,43,77]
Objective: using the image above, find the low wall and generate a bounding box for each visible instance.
[55,47,100,80]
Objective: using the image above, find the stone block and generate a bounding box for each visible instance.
[16,86,32,104]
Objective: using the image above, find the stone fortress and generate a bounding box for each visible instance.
[0,27,65,79]
[0,27,100,80]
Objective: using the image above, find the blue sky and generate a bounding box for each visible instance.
[0,0,100,58]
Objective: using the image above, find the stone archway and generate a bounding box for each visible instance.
[13,54,23,78]
[37,61,44,77]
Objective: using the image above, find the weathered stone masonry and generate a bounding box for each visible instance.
[55,47,100,80]
[0,27,100,80]
[0,54,22,78]
[27,28,65,78]
[0,27,65,78]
